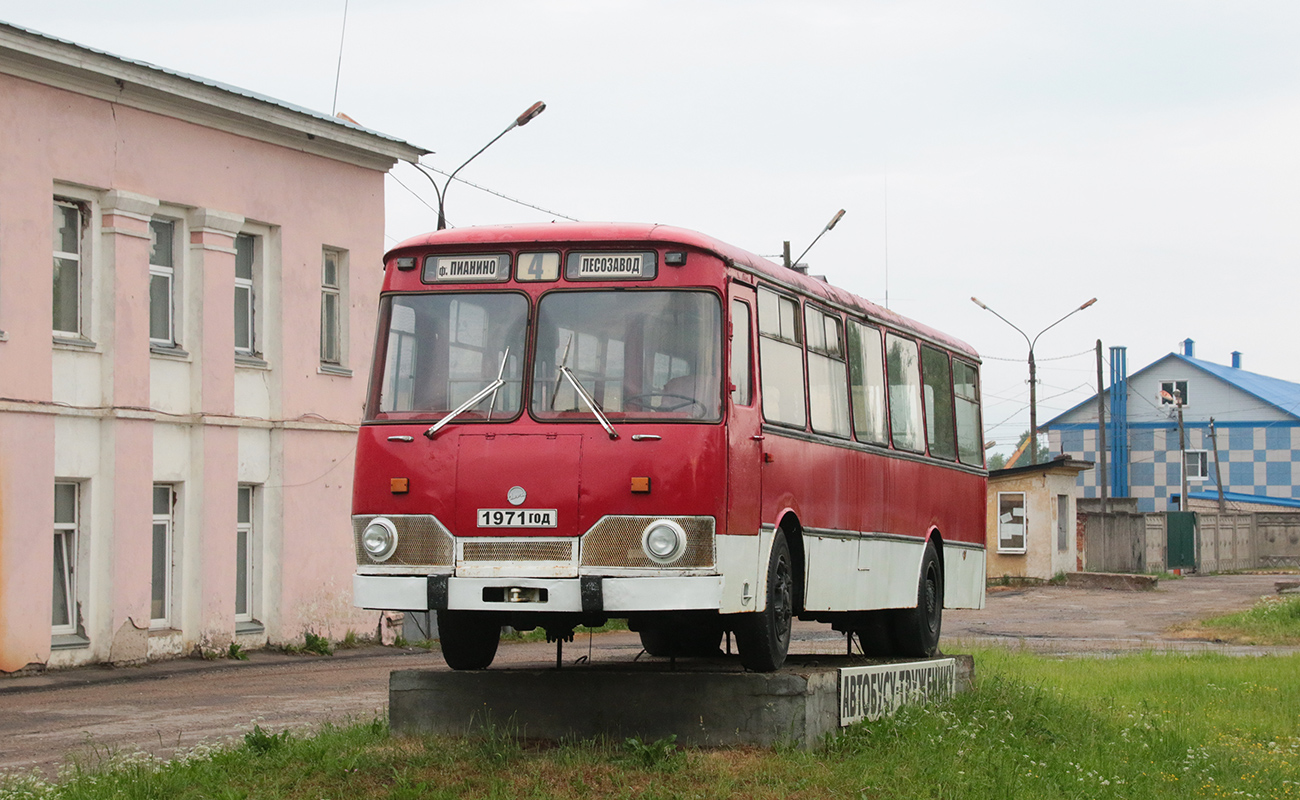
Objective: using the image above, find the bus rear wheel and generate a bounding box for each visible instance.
[436,610,501,670]
[735,531,793,672]
[888,540,943,658]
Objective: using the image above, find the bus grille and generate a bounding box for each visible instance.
[461,540,576,562]
[353,515,453,567]
[580,516,715,568]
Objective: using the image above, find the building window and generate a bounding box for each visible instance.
[53,200,86,337]
[53,482,80,635]
[149,219,178,347]
[234,233,258,357]
[321,248,344,365]
[997,492,1027,553]
[236,485,255,623]
[1185,450,1209,482]
[151,485,175,628]
[1160,380,1189,406]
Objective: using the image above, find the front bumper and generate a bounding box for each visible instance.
[353,573,723,613]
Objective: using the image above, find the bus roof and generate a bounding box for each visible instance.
[387,222,979,361]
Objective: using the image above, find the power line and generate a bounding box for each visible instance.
[331,0,349,115]
[412,162,579,222]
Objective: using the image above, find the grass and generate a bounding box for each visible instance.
[1197,594,1300,645]
[3,649,1297,799]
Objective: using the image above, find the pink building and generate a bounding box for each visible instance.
[0,22,426,672]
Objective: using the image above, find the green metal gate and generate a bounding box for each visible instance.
[1167,511,1197,571]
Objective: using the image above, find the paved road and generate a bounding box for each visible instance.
[0,573,1292,776]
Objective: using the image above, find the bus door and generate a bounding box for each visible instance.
[726,283,762,536]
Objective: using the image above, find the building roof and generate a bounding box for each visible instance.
[989,456,1093,482]
[1042,351,1300,429]
[1188,489,1300,510]
[0,20,429,171]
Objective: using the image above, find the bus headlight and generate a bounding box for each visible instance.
[362,518,399,562]
[642,519,686,564]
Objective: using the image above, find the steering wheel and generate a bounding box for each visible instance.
[624,392,707,417]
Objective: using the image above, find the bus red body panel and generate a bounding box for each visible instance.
[351,222,988,670]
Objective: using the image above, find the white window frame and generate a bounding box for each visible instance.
[1056,494,1070,552]
[997,491,1027,554]
[320,247,346,366]
[1184,449,1209,482]
[53,482,80,635]
[235,485,256,623]
[1160,379,1189,407]
[149,217,181,348]
[234,232,259,358]
[756,287,807,428]
[53,198,88,338]
[151,484,175,629]
[805,304,850,438]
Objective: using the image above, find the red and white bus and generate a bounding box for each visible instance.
[352,223,986,671]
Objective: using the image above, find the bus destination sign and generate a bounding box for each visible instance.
[423,254,510,283]
[565,251,657,281]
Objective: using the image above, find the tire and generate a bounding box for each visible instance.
[735,531,794,671]
[888,540,943,658]
[638,622,724,658]
[437,611,501,670]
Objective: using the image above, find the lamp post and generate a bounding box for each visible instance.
[970,296,1097,464]
[415,101,546,230]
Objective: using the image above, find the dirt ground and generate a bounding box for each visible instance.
[1,573,1293,776]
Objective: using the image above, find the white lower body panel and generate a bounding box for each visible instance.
[353,573,723,613]
[801,533,986,612]
[942,543,986,609]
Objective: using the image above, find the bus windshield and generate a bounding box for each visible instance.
[374,292,527,421]
[531,290,722,421]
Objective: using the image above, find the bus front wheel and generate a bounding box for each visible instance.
[735,531,793,671]
[437,610,501,670]
[888,540,943,658]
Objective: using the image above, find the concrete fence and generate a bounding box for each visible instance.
[1078,507,1300,574]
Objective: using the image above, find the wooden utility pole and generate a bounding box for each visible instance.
[1209,417,1226,513]
[1095,340,1108,515]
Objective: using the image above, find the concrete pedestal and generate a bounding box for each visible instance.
[390,654,974,749]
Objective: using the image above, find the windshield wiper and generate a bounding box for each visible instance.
[424,348,510,440]
[550,334,619,440]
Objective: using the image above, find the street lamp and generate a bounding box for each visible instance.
[971,296,1097,465]
[415,101,547,230]
[784,209,846,271]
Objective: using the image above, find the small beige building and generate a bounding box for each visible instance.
[986,458,1093,581]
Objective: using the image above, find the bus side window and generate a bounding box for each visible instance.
[921,345,957,460]
[953,360,984,466]
[847,321,887,444]
[757,287,806,427]
[805,305,849,437]
[885,333,924,452]
[730,299,752,406]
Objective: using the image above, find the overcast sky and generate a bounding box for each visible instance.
[5,1,1297,457]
